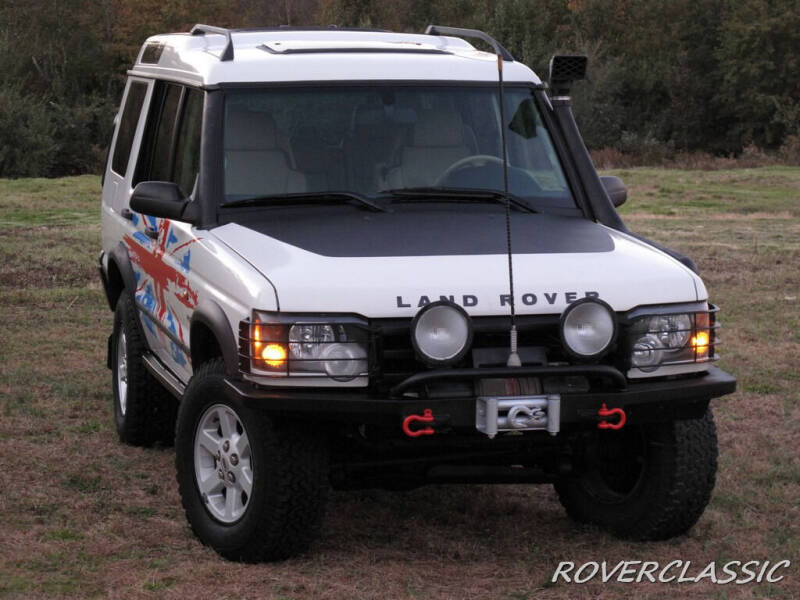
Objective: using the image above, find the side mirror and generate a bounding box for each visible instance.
[600,175,627,208]
[130,181,189,220]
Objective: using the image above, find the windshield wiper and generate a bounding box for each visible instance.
[380,187,535,213]
[220,191,388,212]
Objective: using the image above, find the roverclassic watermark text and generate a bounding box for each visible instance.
[552,560,791,585]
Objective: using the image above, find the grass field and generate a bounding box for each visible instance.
[1,168,798,598]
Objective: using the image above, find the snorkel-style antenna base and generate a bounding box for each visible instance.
[506,325,522,367]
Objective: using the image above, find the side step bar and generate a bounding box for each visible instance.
[142,353,186,398]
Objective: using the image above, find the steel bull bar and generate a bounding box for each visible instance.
[225,365,736,435]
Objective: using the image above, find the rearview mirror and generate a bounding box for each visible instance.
[600,175,627,208]
[130,181,189,220]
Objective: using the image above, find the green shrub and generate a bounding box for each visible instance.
[49,99,116,176]
[0,86,57,178]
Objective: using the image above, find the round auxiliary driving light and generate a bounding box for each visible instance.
[411,301,473,366]
[560,298,617,359]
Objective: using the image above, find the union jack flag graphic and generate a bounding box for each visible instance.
[125,216,199,367]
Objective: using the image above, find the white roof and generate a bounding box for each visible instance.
[130,29,541,87]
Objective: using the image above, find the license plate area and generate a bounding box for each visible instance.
[476,394,561,438]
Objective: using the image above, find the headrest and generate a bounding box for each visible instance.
[412,110,465,147]
[351,105,386,133]
[225,110,277,150]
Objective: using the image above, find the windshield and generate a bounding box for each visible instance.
[222,85,574,210]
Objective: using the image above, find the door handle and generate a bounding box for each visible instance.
[121,208,133,221]
[145,226,159,239]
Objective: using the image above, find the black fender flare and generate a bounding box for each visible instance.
[104,242,149,363]
[628,233,698,273]
[108,241,139,307]
[190,300,239,378]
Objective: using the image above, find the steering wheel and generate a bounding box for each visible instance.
[434,155,505,187]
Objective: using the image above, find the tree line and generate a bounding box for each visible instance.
[1,0,797,178]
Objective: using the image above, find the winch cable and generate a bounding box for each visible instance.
[496,54,521,368]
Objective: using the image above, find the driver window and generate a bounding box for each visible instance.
[134,82,182,185]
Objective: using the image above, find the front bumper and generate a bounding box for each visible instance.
[226,365,736,430]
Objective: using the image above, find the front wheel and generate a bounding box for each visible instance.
[554,408,718,541]
[175,358,329,562]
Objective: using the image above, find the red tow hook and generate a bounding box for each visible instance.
[597,403,626,430]
[403,409,435,438]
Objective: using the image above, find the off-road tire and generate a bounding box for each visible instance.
[175,358,329,562]
[112,293,178,446]
[554,408,717,541]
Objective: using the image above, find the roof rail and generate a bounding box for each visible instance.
[424,25,514,61]
[190,24,234,61]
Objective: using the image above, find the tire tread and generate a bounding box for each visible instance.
[555,409,718,541]
[113,293,178,446]
[175,358,328,562]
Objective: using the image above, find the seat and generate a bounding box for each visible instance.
[224,110,305,197]
[290,123,345,191]
[344,104,404,194]
[384,110,473,189]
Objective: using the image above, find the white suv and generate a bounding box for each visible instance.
[99,24,736,561]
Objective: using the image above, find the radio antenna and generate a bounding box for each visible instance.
[424,26,520,366]
[496,55,520,367]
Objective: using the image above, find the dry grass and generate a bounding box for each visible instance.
[1,170,798,598]
[591,138,800,171]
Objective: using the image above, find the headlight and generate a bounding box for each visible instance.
[411,301,473,365]
[631,334,664,368]
[560,298,617,359]
[626,304,717,377]
[247,312,369,381]
[288,323,367,379]
[645,314,692,350]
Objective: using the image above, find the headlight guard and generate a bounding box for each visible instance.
[240,311,370,381]
[623,302,720,378]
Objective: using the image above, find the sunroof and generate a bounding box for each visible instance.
[140,42,165,64]
[258,40,449,56]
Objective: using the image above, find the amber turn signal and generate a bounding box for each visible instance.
[261,343,288,367]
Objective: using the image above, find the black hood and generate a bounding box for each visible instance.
[228,205,614,257]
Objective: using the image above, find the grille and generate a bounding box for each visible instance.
[370,315,563,392]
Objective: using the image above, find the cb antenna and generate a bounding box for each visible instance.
[424,26,520,367]
[495,41,520,367]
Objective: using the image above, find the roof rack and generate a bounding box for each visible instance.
[424,25,514,61]
[190,24,234,61]
[187,23,514,63]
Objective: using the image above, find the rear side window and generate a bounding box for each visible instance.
[111,82,147,176]
[173,89,203,195]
